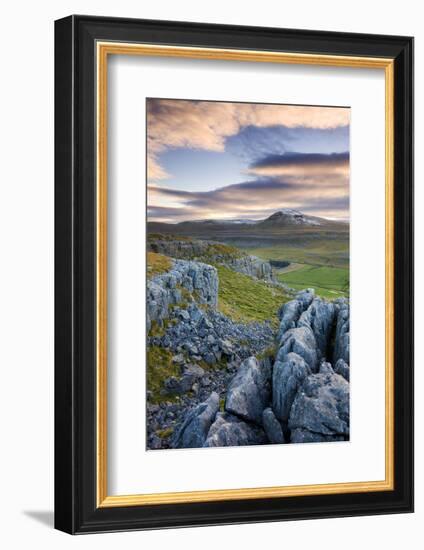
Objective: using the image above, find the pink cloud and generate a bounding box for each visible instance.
[146,99,350,181]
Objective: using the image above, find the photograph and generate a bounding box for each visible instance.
[51,12,413,535]
[146,98,350,450]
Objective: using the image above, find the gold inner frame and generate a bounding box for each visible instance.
[96,42,395,508]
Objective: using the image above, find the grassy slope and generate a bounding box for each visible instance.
[215,264,288,326]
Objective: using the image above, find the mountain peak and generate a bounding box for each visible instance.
[260,209,322,227]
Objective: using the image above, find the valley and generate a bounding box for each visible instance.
[148,208,349,299]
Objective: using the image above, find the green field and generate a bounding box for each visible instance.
[246,239,349,269]
[276,264,349,299]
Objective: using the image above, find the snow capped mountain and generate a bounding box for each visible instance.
[257,209,323,227]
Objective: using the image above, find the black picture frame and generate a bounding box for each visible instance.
[55,15,414,534]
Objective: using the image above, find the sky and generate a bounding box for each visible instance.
[146,99,350,223]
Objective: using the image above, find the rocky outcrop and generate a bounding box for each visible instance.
[172,392,220,448]
[229,255,274,282]
[272,352,311,423]
[277,326,319,373]
[288,372,349,441]
[333,298,350,364]
[147,259,218,331]
[277,289,315,340]
[271,290,350,444]
[298,298,336,357]
[203,412,267,447]
[148,236,274,282]
[149,238,212,259]
[225,356,272,424]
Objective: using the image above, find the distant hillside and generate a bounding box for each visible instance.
[147,210,348,256]
[148,209,347,235]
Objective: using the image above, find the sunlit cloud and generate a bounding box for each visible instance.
[148,170,349,223]
[147,99,350,182]
[248,152,349,179]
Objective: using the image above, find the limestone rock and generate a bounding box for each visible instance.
[172,392,219,448]
[288,372,350,439]
[225,356,271,424]
[272,352,311,422]
[298,298,336,358]
[262,407,285,444]
[277,326,319,372]
[203,412,267,447]
[334,358,350,381]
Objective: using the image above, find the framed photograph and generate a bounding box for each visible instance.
[54,15,414,534]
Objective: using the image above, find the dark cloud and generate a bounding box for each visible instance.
[148,174,349,223]
[226,126,350,164]
[250,151,349,169]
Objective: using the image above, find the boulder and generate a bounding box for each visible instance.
[288,372,350,439]
[334,358,350,381]
[262,407,285,444]
[163,374,193,395]
[277,289,315,338]
[277,299,303,339]
[172,392,219,448]
[177,309,190,321]
[298,298,336,358]
[146,281,169,331]
[272,352,311,422]
[296,288,316,309]
[204,412,267,447]
[225,356,271,424]
[182,363,205,379]
[277,326,319,372]
[188,304,204,324]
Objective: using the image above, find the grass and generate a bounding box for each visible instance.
[215,264,289,326]
[277,264,349,299]
[147,232,192,242]
[146,345,180,403]
[147,252,172,278]
[205,242,243,258]
[156,427,174,438]
[247,239,349,269]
